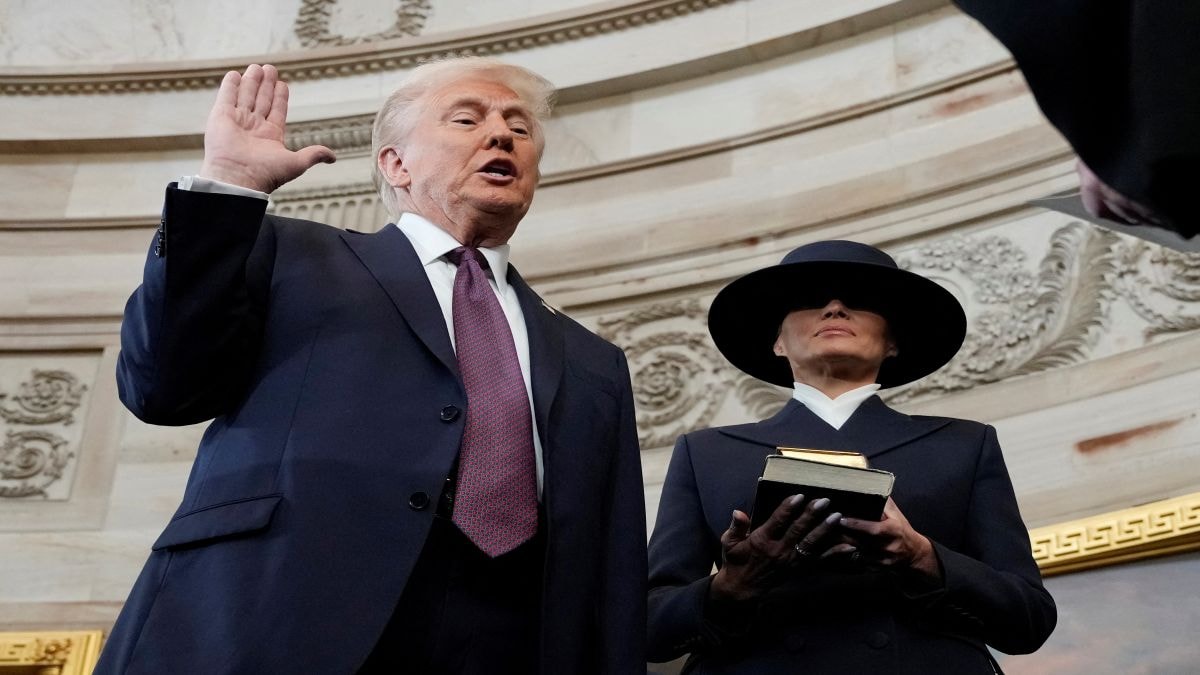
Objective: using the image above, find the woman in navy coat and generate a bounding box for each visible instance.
[647,241,1056,673]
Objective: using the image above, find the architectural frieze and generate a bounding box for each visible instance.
[590,221,1200,449]
[0,0,736,95]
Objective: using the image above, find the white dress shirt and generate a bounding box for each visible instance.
[178,176,545,495]
[790,382,881,430]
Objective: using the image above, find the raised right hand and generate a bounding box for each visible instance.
[199,64,336,193]
[709,495,841,604]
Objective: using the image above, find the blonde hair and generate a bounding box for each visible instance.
[371,57,557,218]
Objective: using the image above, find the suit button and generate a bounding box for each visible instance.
[866,631,890,649]
[439,405,460,422]
[408,492,430,511]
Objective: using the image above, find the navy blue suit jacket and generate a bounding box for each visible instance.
[647,398,1055,674]
[98,187,647,674]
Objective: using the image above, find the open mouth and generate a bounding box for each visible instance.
[479,159,517,178]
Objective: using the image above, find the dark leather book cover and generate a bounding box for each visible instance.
[749,455,894,525]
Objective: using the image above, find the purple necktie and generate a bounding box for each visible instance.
[445,246,538,557]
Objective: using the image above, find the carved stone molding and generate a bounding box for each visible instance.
[285,114,375,155]
[0,370,87,426]
[1030,491,1200,576]
[596,299,735,448]
[0,0,736,95]
[886,223,1122,405]
[295,0,432,48]
[1113,244,1200,338]
[0,430,72,499]
[270,183,389,231]
[598,222,1200,447]
[0,369,87,500]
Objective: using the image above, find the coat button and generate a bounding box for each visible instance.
[408,492,430,511]
[866,631,890,649]
[439,405,459,422]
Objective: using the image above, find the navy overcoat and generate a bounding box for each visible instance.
[98,187,647,674]
[648,397,1055,673]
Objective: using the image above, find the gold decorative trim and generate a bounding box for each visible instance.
[0,0,735,95]
[0,630,102,674]
[1030,492,1200,576]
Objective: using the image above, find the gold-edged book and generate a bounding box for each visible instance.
[775,447,869,468]
[750,452,894,526]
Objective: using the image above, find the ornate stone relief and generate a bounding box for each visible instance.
[597,222,1200,449]
[0,370,86,499]
[0,369,87,426]
[294,0,432,48]
[1114,243,1200,338]
[596,299,736,448]
[885,222,1122,404]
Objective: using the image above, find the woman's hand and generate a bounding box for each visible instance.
[710,495,842,605]
[835,497,941,581]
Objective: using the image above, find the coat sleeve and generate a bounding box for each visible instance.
[116,185,275,426]
[925,424,1057,654]
[599,349,649,673]
[646,434,735,662]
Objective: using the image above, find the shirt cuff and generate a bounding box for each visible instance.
[178,175,269,201]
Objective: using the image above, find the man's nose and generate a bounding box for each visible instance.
[484,119,514,151]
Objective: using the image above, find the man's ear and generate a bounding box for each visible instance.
[377,147,411,189]
[885,341,899,359]
[773,335,786,357]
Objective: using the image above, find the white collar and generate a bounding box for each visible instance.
[790,382,881,430]
[397,212,512,295]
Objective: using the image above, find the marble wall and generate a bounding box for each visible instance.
[1,0,1198,666]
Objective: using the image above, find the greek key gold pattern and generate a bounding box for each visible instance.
[0,631,102,674]
[1029,492,1200,576]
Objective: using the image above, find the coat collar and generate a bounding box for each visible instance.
[339,224,459,377]
[717,397,950,460]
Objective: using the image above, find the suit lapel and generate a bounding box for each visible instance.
[718,400,847,451]
[836,396,950,460]
[339,225,458,377]
[716,396,950,460]
[508,266,564,450]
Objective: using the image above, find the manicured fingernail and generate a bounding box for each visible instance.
[789,494,805,506]
[826,512,842,524]
[812,497,830,509]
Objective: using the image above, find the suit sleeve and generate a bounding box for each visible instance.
[647,434,736,662]
[116,185,275,426]
[599,349,649,673]
[925,424,1057,654]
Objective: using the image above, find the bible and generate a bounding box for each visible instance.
[750,451,894,526]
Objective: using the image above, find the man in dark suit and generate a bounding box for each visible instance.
[954,0,1199,239]
[97,59,646,674]
[647,241,1055,673]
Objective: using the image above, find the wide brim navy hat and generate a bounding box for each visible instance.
[708,240,967,389]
